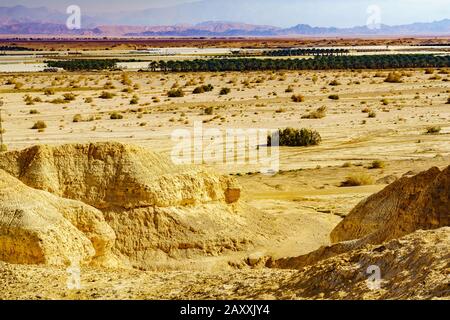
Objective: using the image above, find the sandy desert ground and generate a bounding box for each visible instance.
[0,62,449,300]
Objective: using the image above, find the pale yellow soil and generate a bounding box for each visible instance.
[0,66,449,300]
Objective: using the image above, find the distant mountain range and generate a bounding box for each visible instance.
[0,5,449,37]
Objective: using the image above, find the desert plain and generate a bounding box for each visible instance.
[0,44,449,300]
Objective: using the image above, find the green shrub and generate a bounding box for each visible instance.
[0,144,7,152]
[268,128,321,147]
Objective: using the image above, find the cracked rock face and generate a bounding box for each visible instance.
[0,142,264,270]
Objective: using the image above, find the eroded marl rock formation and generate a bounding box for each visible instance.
[0,143,269,270]
[272,166,449,270]
[0,169,117,267]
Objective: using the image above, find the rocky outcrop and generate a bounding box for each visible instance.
[0,142,240,209]
[272,166,449,270]
[0,142,262,270]
[331,166,449,244]
[0,169,117,267]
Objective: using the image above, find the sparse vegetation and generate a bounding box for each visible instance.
[167,88,184,98]
[268,128,321,147]
[341,173,374,187]
[291,94,305,102]
[425,126,441,134]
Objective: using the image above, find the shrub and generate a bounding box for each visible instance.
[193,84,214,94]
[268,128,321,147]
[204,106,214,115]
[291,94,305,102]
[44,88,55,95]
[130,95,139,105]
[167,88,184,98]
[369,160,385,169]
[99,91,115,99]
[110,112,123,120]
[446,97,450,104]
[425,126,441,134]
[0,144,7,152]
[285,86,294,93]
[219,87,231,95]
[341,173,374,187]
[302,106,327,119]
[368,111,377,118]
[29,109,39,114]
[84,97,93,103]
[63,93,76,101]
[31,120,47,130]
[384,72,403,83]
[328,94,339,100]
[73,114,82,122]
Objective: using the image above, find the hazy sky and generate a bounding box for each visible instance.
[4,0,450,27]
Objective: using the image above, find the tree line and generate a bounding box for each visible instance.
[148,55,450,72]
[45,59,120,71]
[264,48,350,56]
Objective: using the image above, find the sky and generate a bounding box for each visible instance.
[3,0,450,27]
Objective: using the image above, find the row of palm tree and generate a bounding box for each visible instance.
[147,55,450,72]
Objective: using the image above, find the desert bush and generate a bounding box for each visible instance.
[425,126,441,134]
[130,95,139,105]
[0,144,7,152]
[328,94,339,100]
[72,114,82,122]
[204,106,214,115]
[369,160,385,169]
[302,106,327,119]
[368,111,377,118]
[31,120,47,130]
[446,97,450,104]
[268,127,321,147]
[291,94,305,102]
[63,93,76,101]
[329,80,341,86]
[384,72,403,83]
[84,97,93,103]
[193,84,214,94]
[99,91,115,99]
[110,112,123,120]
[44,88,55,95]
[167,88,184,98]
[341,173,374,187]
[29,109,39,114]
[285,86,294,93]
[219,87,231,95]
